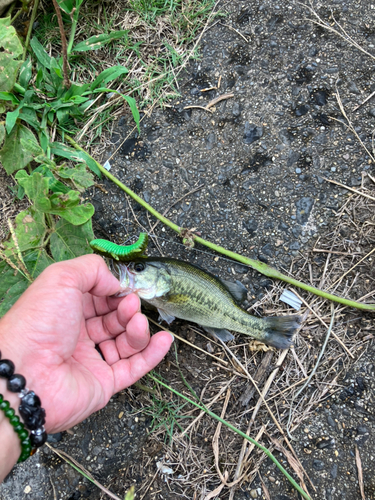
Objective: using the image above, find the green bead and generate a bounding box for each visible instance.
[14,423,24,433]
[18,452,29,463]
[24,445,32,454]
[18,429,29,440]
[10,414,20,426]
[5,407,15,419]
[0,400,10,411]
[0,394,3,403]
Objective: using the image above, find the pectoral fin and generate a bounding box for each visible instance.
[157,308,175,325]
[202,326,234,342]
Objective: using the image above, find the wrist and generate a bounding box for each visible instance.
[0,382,23,482]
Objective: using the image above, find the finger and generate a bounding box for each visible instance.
[41,254,120,297]
[98,339,119,365]
[86,294,141,344]
[111,331,174,392]
[115,313,150,357]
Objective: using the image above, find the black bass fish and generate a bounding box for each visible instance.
[112,257,301,349]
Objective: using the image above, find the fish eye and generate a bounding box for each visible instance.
[134,262,145,272]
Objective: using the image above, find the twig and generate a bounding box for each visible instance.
[148,373,311,500]
[355,446,365,500]
[147,316,229,367]
[322,176,375,202]
[312,248,361,256]
[206,93,234,109]
[290,288,353,358]
[220,23,250,43]
[228,425,267,500]
[51,0,70,88]
[46,444,122,500]
[326,247,375,292]
[333,89,375,163]
[64,134,375,312]
[217,339,314,492]
[178,376,236,437]
[301,1,375,62]
[287,305,335,440]
[183,105,214,113]
[353,89,375,111]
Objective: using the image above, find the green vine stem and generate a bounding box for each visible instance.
[65,134,375,312]
[148,373,311,500]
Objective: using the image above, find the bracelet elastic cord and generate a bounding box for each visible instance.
[0,394,32,462]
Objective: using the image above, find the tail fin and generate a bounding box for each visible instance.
[263,315,301,349]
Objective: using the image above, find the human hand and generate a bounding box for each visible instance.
[0,254,173,434]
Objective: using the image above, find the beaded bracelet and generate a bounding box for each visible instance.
[0,394,31,462]
[0,350,47,462]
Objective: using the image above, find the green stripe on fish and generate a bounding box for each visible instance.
[112,257,301,349]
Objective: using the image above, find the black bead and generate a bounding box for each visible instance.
[30,430,47,447]
[19,405,46,430]
[7,374,26,393]
[21,391,41,409]
[0,359,15,379]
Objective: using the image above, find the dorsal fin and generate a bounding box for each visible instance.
[218,278,248,303]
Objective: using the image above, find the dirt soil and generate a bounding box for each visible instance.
[1,0,375,499]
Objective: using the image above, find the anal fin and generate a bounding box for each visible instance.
[202,326,234,342]
[157,308,175,325]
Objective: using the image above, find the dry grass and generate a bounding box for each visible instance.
[122,174,375,499]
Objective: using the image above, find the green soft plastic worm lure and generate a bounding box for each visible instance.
[90,233,148,261]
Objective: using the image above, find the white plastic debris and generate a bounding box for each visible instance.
[103,160,111,171]
[279,290,302,310]
[156,462,174,475]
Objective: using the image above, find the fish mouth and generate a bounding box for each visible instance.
[113,263,154,299]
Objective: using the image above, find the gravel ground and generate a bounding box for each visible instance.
[1,0,375,499]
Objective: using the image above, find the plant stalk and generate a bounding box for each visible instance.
[52,0,71,88]
[65,134,375,312]
[148,373,311,500]
[22,0,40,61]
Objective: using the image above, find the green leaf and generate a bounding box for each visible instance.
[72,31,128,52]
[57,0,75,14]
[91,88,140,133]
[50,218,94,261]
[0,124,38,174]
[19,57,33,89]
[58,163,94,191]
[27,185,94,225]
[0,248,55,315]
[15,170,49,202]
[90,66,128,91]
[5,106,21,134]
[34,165,71,194]
[3,206,46,253]
[47,191,94,225]
[0,260,29,316]
[0,17,23,92]
[26,248,54,278]
[30,37,53,69]
[50,142,101,177]
[0,92,20,104]
[20,137,44,157]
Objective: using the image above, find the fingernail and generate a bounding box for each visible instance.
[167,331,174,342]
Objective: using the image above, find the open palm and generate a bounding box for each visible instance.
[0,255,173,434]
